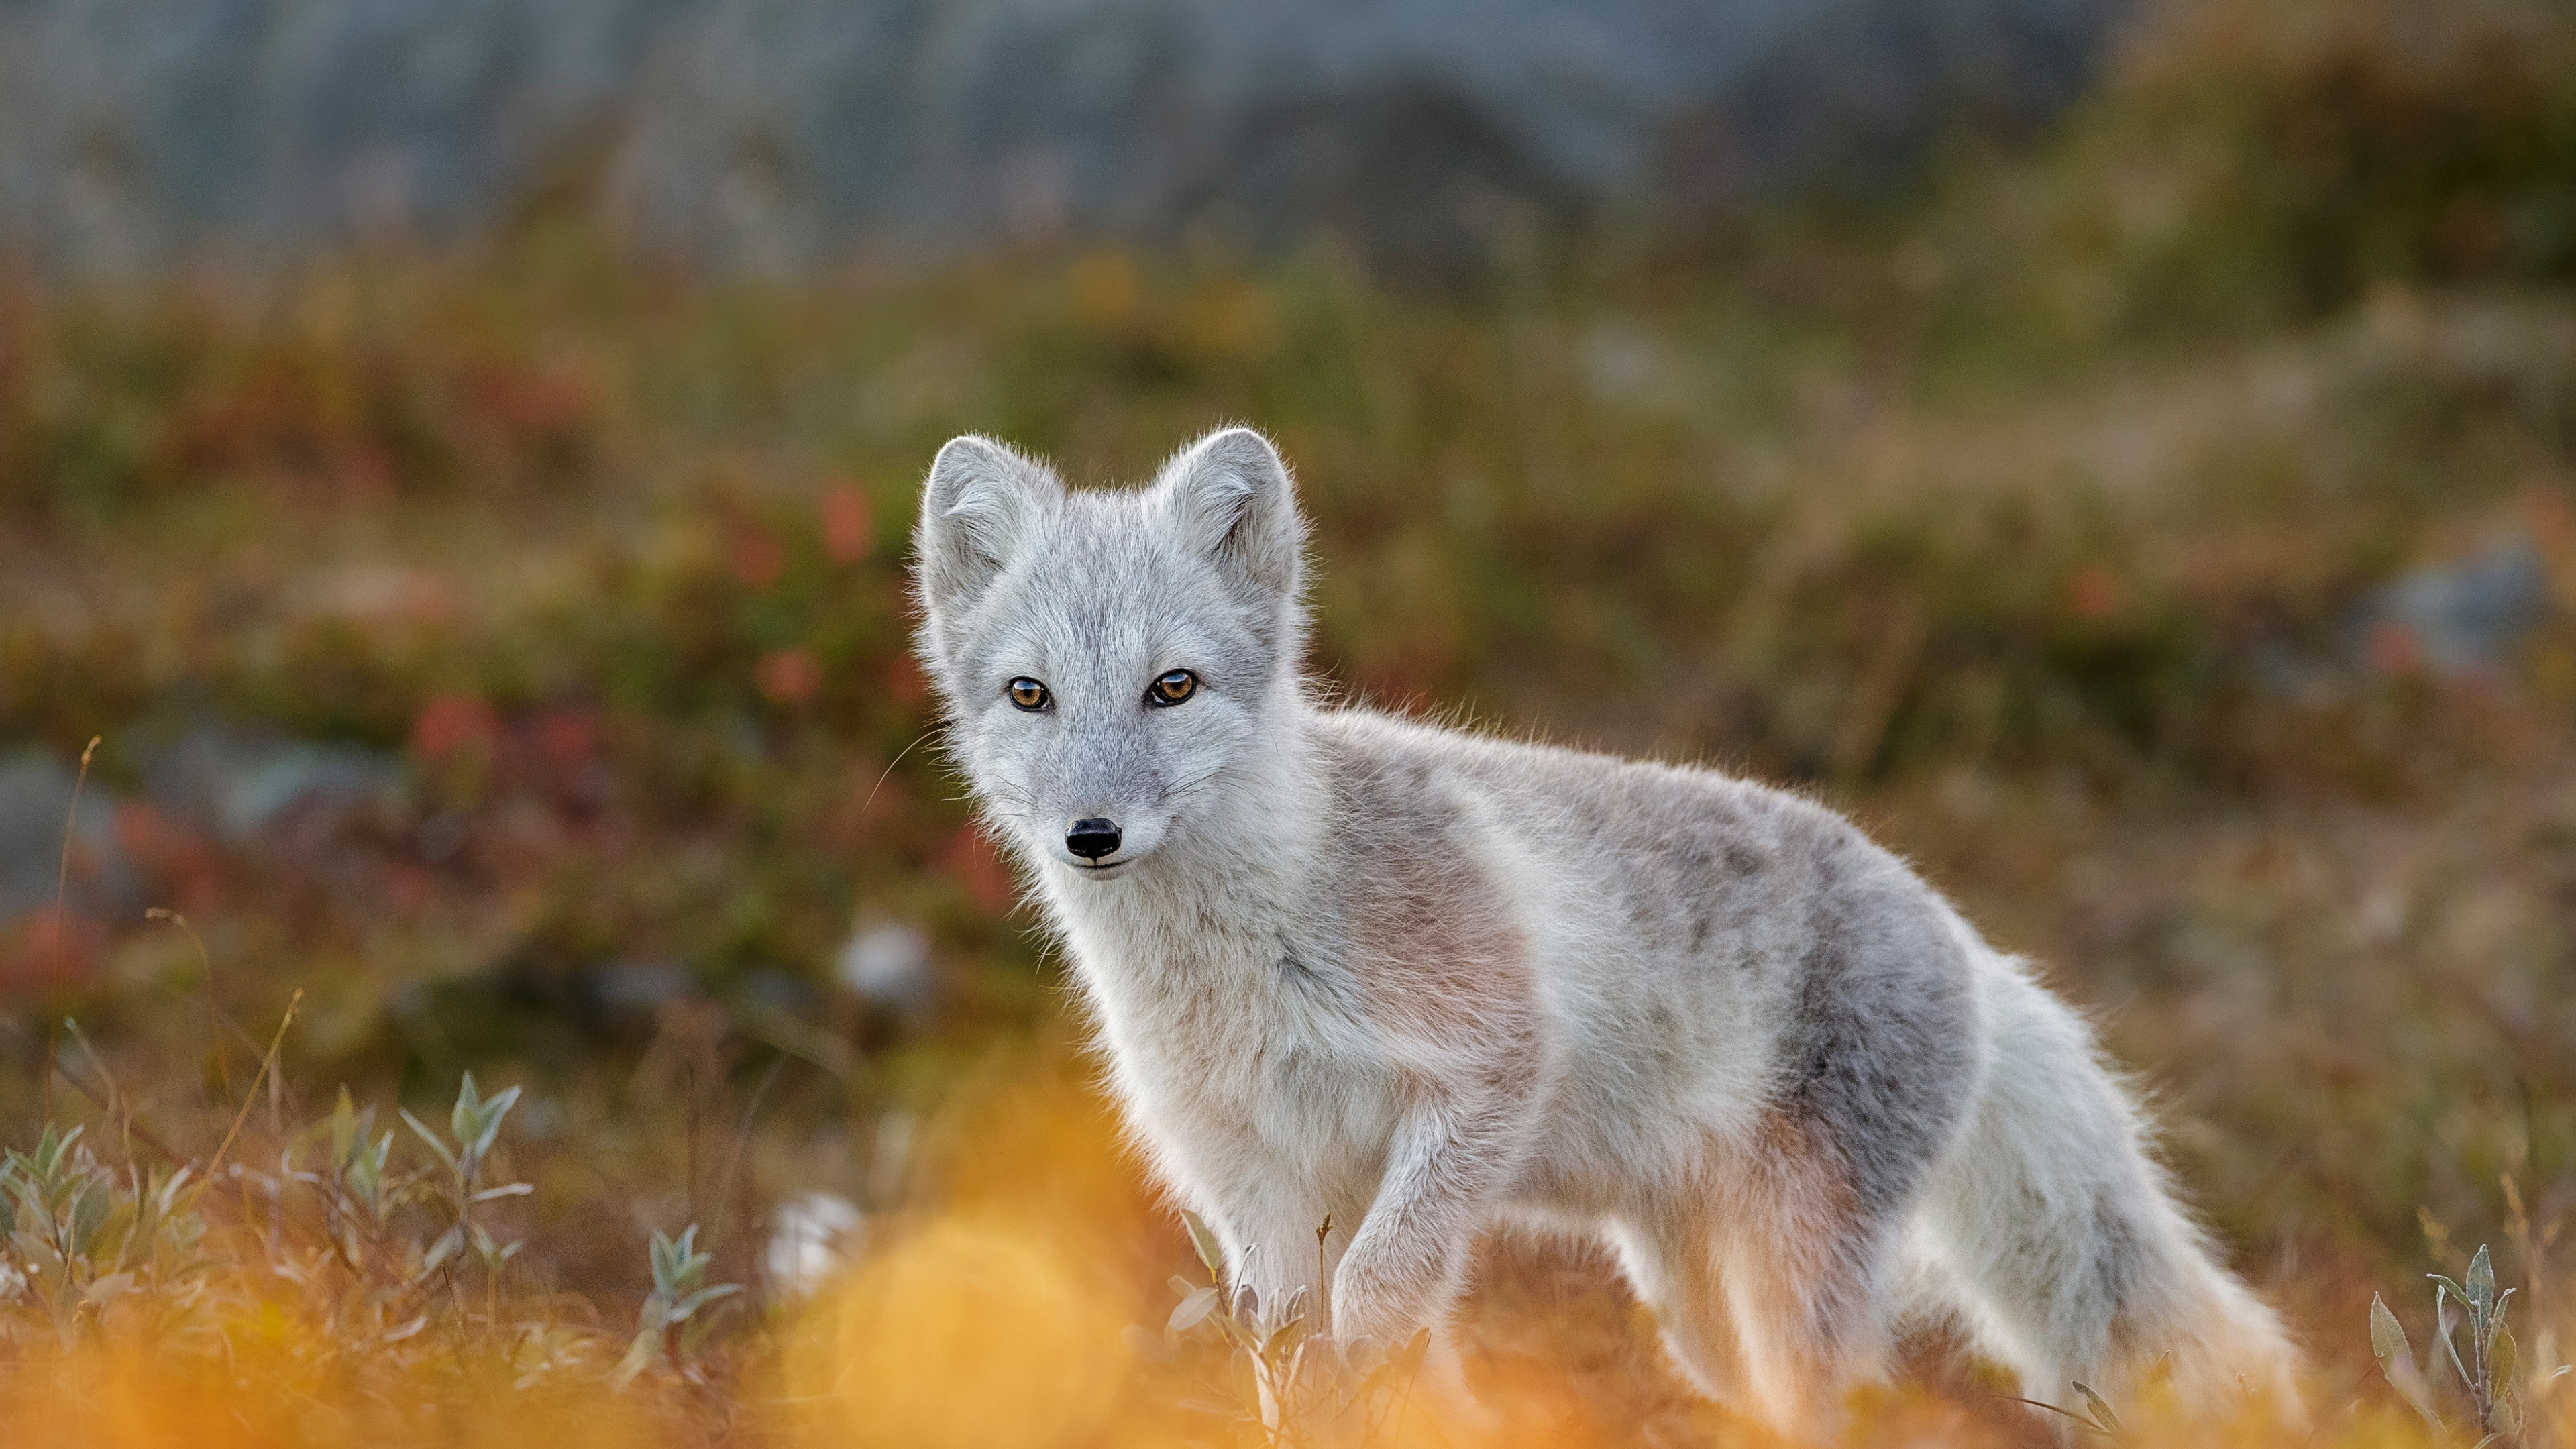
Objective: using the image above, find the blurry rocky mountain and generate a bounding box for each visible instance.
[0,0,2125,274]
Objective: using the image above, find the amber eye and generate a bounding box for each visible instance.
[1146,669,1198,707]
[1007,678,1052,711]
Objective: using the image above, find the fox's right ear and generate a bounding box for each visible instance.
[915,436,1061,635]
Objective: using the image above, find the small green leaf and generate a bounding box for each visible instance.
[1181,1210,1226,1283]
[423,1224,465,1273]
[2071,1380,2124,1436]
[1216,1312,1264,1352]
[331,1087,358,1167]
[469,1086,523,1159]
[2371,1293,2412,1363]
[1169,1285,1220,1333]
[152,1165,195,1216]
[2434,1289,2474,1387]
[36,1124,77,1179]
[670,1283,743,1322]
[69,1177,111,1256]
[2430,1274,2471,1314]
[81,1271,136,1306]
[9,1180,46,1239]
[2367,1303,2445,1430]
[1263,1315,1310,1359]
[2465,1246,2494,1319]
[348,1130,389,1208]
[2491,1321,2518,1397]
[400,1110,460,1174]
[610,1326,665,1390]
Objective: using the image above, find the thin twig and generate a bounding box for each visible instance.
[149,907,234,1104]
[1999,1395,2118,1438]
[208,989,304,1181]
[42,737,102,1122]
[51,736,101,981]
[709,1052,791,1253]
[685,1060,700,1230]
[60,1016,124,1154]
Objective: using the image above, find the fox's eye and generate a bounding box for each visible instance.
[1146,670,1198,707]
[1007,678,1052,711]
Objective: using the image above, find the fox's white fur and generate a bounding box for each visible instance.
[912,427,2300,1438]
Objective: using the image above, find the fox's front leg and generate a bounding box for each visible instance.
[1330,1096,1518,1348]
[1209,1198,1338,1331]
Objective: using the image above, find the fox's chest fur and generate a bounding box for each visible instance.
[1040,830,1442,1221]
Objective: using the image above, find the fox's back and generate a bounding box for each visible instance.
[1308,707,1983,1208]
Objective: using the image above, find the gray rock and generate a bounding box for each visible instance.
[143,728,405,842]
[0,749,139,924]
[0,0,2126,272]
[2361,531,2554,677]
[588,959,696,1010]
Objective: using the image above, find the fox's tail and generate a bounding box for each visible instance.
[1904,953,2302,1425]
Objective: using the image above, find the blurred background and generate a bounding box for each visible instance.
[0,0,2572,1438]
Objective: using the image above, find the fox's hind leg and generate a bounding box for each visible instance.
[1711,1153,1903,1442]
[1606,1210,1750,1408]
[1613,1148,1905,1440]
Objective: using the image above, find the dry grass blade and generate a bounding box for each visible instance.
[40,736,101,1122]
[50,736,100,980]
[146,906,235,1104]
[205,989,304,1181]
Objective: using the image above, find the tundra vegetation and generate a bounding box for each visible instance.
[0,0,2573,1444]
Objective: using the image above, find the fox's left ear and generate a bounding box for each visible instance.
[1153,427,1305,612]
[916,435,1063,661]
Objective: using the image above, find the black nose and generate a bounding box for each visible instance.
[1065,818,1122,861]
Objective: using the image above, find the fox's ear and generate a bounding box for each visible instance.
[1153,427,1305,610]
[916,436,1061,629]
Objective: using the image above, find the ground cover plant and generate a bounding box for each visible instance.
[0,0,2573,1442]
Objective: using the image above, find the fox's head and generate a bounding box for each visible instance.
[912,427,1308,881]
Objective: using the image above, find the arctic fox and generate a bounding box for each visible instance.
[912,427,2299,1437]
